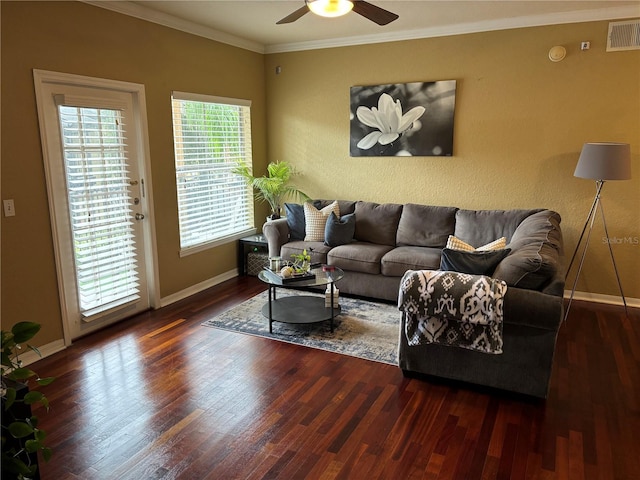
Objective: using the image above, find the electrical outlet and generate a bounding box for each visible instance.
[581,41,591,50]
[3,199,16,217]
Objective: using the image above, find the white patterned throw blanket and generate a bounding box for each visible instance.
[398,270,507,354]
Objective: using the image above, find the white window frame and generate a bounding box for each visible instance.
[171,91,255,256]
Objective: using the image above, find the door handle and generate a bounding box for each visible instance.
[135,213,145,220]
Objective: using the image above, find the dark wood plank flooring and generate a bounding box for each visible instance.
[30,276,640,479]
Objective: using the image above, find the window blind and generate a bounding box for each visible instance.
[171,93,254,252]
[58,106,140,317]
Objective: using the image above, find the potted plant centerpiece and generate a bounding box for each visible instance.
[1,322,55,480]
[232,160,310,220]
[291,249,311,274]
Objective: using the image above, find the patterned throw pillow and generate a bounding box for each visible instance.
[446,235,507,251]
[304,201,340,242]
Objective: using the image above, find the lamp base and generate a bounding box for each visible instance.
[564,180,628,321]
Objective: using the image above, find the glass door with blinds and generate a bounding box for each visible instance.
[35,74,153,341]
[58,103,145,319]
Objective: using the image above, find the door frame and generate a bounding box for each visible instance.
[33,69,160,345]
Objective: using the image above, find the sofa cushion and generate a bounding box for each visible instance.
[316,199,357,216]
[493,210,563,289]
[396,204,457,248]
[285,203,306,241]
[328,242,394,275]
[304,201,340,241]
[281,241,331,265]
[381,246,442,277]
[454,209,542,247]
[440,248,511,276]
[324,212,356,247]
[354,201,403,246]
[285,200,323,241]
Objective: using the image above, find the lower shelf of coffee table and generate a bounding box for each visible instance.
[261,295,340,329]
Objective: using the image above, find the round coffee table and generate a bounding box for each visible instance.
[257,266,344,333]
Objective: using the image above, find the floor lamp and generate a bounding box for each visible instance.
[564,142,632,321]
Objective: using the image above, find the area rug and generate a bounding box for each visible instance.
[201,290,400,365]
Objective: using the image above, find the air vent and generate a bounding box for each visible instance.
[607,19,640,51]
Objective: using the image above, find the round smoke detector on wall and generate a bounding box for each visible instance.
[548,45,567,62]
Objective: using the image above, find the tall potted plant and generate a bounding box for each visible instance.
[1,322,54,480]
[232,160,310,219]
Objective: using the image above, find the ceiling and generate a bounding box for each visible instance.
[87,1,640,53]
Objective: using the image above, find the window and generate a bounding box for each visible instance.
[171,91,254,254]
[58,104,141,316]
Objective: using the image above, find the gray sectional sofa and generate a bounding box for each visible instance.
[262,199,565,398]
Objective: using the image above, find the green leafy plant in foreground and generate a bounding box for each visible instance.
[1,322,55,480]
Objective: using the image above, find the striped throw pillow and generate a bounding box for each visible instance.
[446,235,507,251]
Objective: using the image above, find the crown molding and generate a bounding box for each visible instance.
[83,1,266,54]
[266,5,640,53]
[83,2,639,55]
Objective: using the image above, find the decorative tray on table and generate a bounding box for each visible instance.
[262,267,316,284]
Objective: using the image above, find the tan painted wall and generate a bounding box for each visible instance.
[1,2,267,345]
[265,21,640,301]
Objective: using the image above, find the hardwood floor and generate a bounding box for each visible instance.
[30,276,639,479]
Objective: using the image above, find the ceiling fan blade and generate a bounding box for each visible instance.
[352,1,399,25]
[276,5,310,24]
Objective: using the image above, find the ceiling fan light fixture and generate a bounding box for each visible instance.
[306,0,354,18]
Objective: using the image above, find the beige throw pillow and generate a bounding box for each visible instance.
[446,235,507,251]
[304,201,340,241]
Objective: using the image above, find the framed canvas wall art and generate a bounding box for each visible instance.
[350,80,457,157]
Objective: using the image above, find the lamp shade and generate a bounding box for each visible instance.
[574,142,631,180]
[306,0,354,18]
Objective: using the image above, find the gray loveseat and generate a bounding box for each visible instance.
[262,199,565,398]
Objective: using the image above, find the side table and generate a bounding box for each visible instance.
[238,234,268,276]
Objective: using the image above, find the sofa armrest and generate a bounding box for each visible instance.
[262,218,290,257]
[493,210,563,290]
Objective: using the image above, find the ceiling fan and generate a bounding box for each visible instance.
[277,0,399,26]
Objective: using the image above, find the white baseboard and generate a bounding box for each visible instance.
[17,280,635,367]
[161,272,640,309]
[564,290,640,309]
[12,270,240,366]
[159,269,239,307]
[14,339,67,367]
